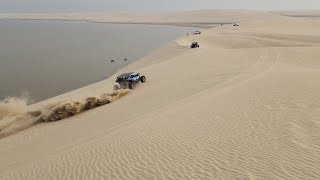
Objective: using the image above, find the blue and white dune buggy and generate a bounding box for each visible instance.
[114,72,146,90]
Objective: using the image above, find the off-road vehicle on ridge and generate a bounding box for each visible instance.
[191,42,200,48]
[193,31,201,35]
[114,72,146,90]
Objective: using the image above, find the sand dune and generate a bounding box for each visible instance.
[0,10,320,179]
[273,10,320,17]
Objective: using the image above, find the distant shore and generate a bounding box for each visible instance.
[0,17,237,29]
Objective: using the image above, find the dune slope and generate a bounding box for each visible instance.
[0,10,320,179]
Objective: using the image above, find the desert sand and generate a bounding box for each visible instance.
[0,10,320,179]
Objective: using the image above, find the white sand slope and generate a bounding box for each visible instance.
[0,10,320,179]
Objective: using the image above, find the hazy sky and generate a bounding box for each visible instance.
[0,0,319,13]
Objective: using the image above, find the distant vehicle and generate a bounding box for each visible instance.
[190,42,200,48]
[193,31,201,35]
[114,72,146,90]
[233,24,239,26]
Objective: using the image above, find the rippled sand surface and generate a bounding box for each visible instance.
[0,10,320,179]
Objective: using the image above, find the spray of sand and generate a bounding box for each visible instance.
[0,93,30,119]
[0,89,131,139]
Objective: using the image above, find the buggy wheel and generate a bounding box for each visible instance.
[119,83,127,89]
[141,76,146,83]
[129,82,135,90]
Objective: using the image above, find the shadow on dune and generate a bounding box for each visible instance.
[0,89,131,139]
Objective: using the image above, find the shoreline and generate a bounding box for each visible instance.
[0,19,197,105]
[28,35,192,109]
[0,17,234,28]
